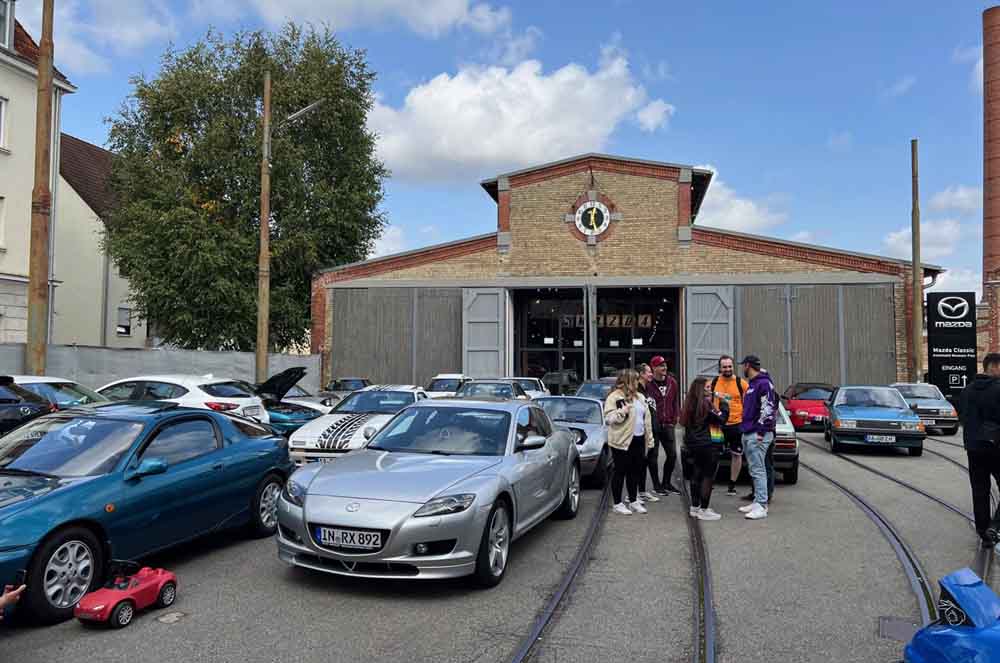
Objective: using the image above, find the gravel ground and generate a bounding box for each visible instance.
[0,489,599,663]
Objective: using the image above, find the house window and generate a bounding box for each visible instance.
[116,307,132,336]
[0,97,7,149]
[0,1,9,50]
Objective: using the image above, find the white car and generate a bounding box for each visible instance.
[288,385,428,465]
[426,373,471,398]
[97,374,271,423]
[506,377,550,399]
[11,375,109,409]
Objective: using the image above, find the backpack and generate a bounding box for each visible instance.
[710,375,745,399]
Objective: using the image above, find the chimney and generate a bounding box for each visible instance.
[985,7,1000,351]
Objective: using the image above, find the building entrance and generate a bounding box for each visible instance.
[513,289,586,395]
[595,287,680,377]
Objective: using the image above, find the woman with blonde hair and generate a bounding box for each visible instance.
[604,368,655,515]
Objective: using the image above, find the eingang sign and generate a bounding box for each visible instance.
[926,292,977,401]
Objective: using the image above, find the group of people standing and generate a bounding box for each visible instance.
[602,354,778,521]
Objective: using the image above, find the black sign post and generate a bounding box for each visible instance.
[926,292,977,406]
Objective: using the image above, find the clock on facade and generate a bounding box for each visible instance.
[574,200,611,237]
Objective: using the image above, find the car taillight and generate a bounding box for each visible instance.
[205,402,239,412]
[775,438,796,448]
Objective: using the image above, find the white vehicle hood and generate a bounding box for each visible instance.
[290,412,394,451]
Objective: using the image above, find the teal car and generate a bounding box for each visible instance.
[254,367,324,436]
[0,402,292,624]
[823,386,926,456]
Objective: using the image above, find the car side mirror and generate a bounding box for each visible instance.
[127,458,168,481]
[363,426,377,440]
[516,434,546,451]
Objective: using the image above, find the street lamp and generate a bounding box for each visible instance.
[256,71,325,383]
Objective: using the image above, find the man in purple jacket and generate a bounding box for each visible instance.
[737,355,777,520]
[645,355,681,496]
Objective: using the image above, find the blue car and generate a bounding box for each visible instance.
[823,385,925,456]
[892,382,960,437]
[905,568,1000,662]
[254,367,324,436]
[0,402,292,623]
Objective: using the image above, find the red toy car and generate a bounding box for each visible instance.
[781,382,835,431]
[74,561,177,628]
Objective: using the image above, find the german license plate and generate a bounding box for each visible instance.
[315,527,381,549]
[243,406,260,416]
[920,419,936,426]
[865,434,896,443]
[811,416,824,422]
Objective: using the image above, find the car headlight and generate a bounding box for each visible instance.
[834,419,856,429]
[901,422,925,432]
[413,494,476,518]
[940,408,957,417]
[282,477,307,507]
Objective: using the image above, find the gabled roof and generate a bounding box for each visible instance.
[11,20,70,84]
[60,133,114,217]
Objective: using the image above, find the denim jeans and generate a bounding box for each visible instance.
[743,431,774,506]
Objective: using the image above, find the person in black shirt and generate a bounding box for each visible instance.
[679,377,729,521]
[960,352,1000,547]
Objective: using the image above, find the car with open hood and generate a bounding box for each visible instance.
[824,386,925,456]
[535,396,609,486]
[891,382,959,436]
[276,399,580,587]
[287,385,428,465]
[0,402,291,624]
[254,367,326,436]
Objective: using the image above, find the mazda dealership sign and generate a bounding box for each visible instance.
[926,291,977,402]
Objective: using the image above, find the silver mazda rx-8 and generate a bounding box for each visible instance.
[275,399,581,587]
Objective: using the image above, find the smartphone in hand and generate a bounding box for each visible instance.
[616,399,626,410]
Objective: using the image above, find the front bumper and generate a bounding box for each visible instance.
[832,429,925,448]
[790,415,826,431]
[275,494,487,580]
[0,545,33,587]
[914,415,958,430]
[289,448,351,467]
[579,453,600,477]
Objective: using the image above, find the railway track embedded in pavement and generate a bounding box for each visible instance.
[680,481,717,663]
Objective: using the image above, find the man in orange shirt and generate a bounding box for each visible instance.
[711,355,747,496]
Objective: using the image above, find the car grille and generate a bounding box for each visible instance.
[297,554,419,577]
[308,523,391,554]
[855,420,903,431]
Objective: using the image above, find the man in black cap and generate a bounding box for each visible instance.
[960,352,1000,547]
[737,355,777,520]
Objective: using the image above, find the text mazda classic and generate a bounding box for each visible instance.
[276,399,580,587]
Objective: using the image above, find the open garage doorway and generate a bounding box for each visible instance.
[595,287,680,378]
[513,288,587,395]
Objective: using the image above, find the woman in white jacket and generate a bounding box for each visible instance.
[603,368,655,515]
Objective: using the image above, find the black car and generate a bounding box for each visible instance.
[0,376,52,435]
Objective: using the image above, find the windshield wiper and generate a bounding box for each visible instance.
[0,468,59,479]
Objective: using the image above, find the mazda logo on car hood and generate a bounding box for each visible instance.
[938,297,970,320]
[346,502,360,512]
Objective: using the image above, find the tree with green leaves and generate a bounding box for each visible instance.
[104,24,387,351]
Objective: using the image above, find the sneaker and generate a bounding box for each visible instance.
[639,491,660,502]
[689,506,700,517]
[653,487,671,496]
[697,508,722,521]
[630,500,648,514]
[745,504,768,520]
[740,492,755,502]
[664,483,682,495]
[726,487,737,496]
[738,503,755,513]
[612,502,632,516]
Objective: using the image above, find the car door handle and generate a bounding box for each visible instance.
[212,463,224,471]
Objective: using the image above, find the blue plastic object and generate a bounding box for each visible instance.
[905,568,1000,662]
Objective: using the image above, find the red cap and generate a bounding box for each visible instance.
[650,356,667,368]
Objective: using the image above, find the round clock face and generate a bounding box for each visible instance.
[574,201,611,237]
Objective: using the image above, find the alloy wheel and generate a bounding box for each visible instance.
[43,540,94,609]
[568,466,580,512]
[488,508,510,577]
[260,481,282,529]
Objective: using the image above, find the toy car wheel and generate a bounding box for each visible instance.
[111,601,135,629]
[156,582,177,609]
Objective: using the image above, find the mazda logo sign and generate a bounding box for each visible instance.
[938,297,969,320]
[346,502,360,512]
[19,406,31,416]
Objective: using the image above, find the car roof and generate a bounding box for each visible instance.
[58,400,188,421]
[9,375,77,384]
[359,384,423,392]
[412,398,527,413]
[789,382,835,389]
[890,382,935,387]
[102,375,238,387]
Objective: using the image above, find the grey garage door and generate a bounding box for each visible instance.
[463,288,507,377]
[685,286,735,381]
[843,284,896,385]
[415,288,463,386]
[790,285,841,385]
[738,286,790,390]
[331,288,414,384]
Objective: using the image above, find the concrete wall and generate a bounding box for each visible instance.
[0,344,322,392]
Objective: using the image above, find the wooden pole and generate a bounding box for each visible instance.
[911,138,924,382]
[256,71,272,383]
[26,0,54,375]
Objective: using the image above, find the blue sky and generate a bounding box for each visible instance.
[17,0,991,297]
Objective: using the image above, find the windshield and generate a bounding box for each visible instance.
[457,383,515,399]
[334,391,414,414]
[370,407,510,456]
[427,379,462,392]
[201,381,255,398]
[514,379,540,392]
[834,388,909,410]
[536,398,602,425]
[287,385,311,398]
[0,417,145,478]
[788,386,833,401]
[894,384,944,400]
[331,379,368,392]
[22,382,108,407]
[576,382,612,400]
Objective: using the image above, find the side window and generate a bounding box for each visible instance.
[226,415,271,438]
[516,408,531,442]
[101,382,138,401]
[141,382,188,400]
[141,419,219,465]
[529,408,552,437]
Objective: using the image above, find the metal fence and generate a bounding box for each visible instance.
[0,344,322,392]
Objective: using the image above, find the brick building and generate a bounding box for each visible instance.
[311,153,939,393]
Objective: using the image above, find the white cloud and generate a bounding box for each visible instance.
[827,130,853,153]
[370,46,674,181]
[636,99,674,132]
[881,75,916,99]
[695,165,788,233]
[953,44,982,95]
[930,185,981,215]
[21,0,176,76]
[492,25,542,66]
[372,226,408,257]
[245,0,510,37]
[928,268,982,302]
[882,219,964,261]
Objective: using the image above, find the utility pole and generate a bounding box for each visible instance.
[256,71,272,383]
[911,138,924,382]
[26,0,54,375]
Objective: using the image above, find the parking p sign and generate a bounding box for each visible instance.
[926,291,977,403]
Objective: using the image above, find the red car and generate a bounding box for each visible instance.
[74,562,177,628]
[782,383,835,430]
